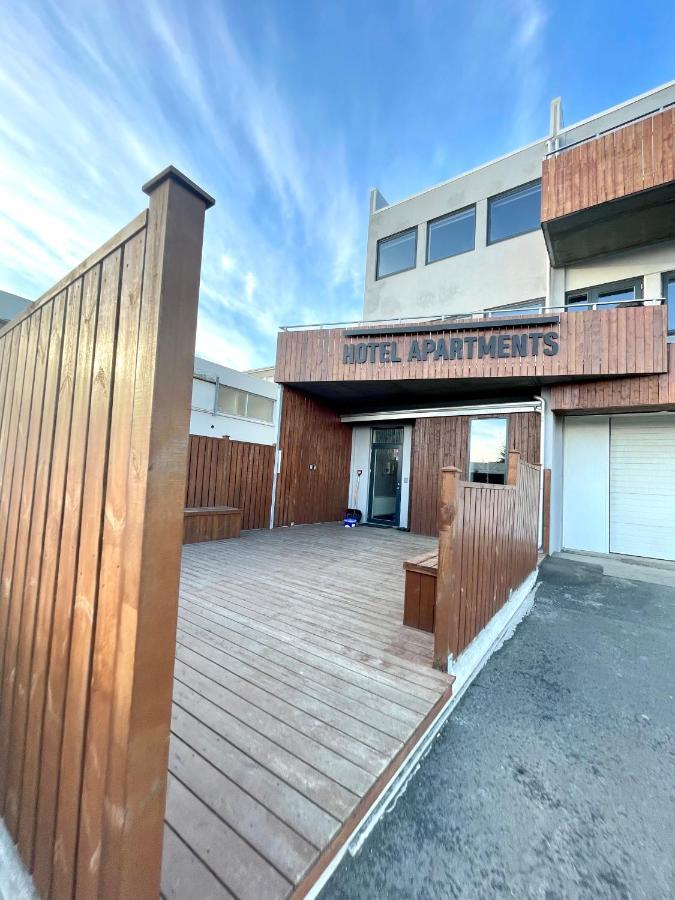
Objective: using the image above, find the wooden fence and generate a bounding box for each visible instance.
[433,451,540,670]
[0,166,213,899]
[185,434,275,530]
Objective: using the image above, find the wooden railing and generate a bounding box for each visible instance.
[0,167,212,899]
[185,434,275,530]
[541,106,675,222]
[433,451,540,671]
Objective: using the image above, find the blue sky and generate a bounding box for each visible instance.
[1,0,673,369]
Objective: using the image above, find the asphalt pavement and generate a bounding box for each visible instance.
[322,555,675,900]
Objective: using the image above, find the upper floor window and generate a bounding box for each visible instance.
[426,206,475,264]
[468,417,508,485]
[376,228,417,279]
[565,277,643,312]
[217,384,275,423]
[192,376,216,411]
[487,181,541,244]
[487,299,545,318]
[663,272,675,334]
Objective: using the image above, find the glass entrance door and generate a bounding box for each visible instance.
[367,427,403,526]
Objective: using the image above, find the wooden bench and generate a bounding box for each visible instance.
[403,551,438,632]
[183,506,242,544]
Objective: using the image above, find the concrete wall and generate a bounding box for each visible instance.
[190,355,280,445]
[364,141,548,321]
[557,240,675,302]
[363,80,675,323]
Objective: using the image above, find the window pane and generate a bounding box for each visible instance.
[667,278,675,333]
[468,418,508,484]
[596,287,635,309]
[218,385,246,416]
[377,229,417,278]
[246,393,275,423]
[192,377,214,411]
[488,182,541,243]
[372,426,403,445]
[566,293,590,312]
[488,304,543,318]
[427,208,475,263]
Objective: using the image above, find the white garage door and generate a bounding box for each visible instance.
[609,415,675,560]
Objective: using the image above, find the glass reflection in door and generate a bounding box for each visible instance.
[368,427,403,526]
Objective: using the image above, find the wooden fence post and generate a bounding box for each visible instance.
[94,168,214,900]
[433,466,461,672]
[507,449,521,486]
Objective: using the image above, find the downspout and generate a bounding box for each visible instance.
[534,394,546,550]
[269,385,284,529]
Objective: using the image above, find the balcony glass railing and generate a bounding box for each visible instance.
[279,297,665,332]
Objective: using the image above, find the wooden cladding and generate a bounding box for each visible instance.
[276,305,668,384]
[409,413,540,536]
[185,434,275,530]
[0,169,211,899]
[550,344,675,413]
[183,507,242,544]
[433,453,540,669]
[542,107,675,222]
[274,387,352,526]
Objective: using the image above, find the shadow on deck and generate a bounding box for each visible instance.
[161,524,453,900]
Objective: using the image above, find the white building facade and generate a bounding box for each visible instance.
[191,356,280,445]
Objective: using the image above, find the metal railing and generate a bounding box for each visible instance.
[279,297,665,332]
[545,101,675,158]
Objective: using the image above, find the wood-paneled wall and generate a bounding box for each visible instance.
[185,434,275,530]
[542,107,675,222]
[434,453,540,669]
[0,168,212,899]
[409,412,540,536]
[274,388,352,526]
[550,345,675,412]
[275,305,668,385]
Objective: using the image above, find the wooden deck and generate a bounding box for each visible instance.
[161,524,452,900]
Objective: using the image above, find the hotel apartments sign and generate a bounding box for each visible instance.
[343,331,559,365]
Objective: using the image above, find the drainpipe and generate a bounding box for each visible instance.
[269,385,284,529]
[534,394,546,549]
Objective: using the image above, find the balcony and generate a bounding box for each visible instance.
[275,300,668,403]
[541,107,675,266]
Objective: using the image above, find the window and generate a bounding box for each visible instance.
[487,299,545,318]
[468,418,508,484]
[426,206,475,263]
[217,384,275,423]
[565,278,643,312]
[663,272,675,334]
[246,393,275,423]
[376,228,417,279]
[487,181,541,244]
[192,376,215,411]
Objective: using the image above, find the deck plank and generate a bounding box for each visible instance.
[162,524,451,900]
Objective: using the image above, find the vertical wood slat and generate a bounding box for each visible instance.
[184,434,275,530]
[542,107,674,221]
[408,412,541,537]
[0,167,212,899]
[274,387,352,527]
[549,344,675,413]
[433,452,540,671]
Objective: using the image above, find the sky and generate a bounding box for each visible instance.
[1,0,673,370]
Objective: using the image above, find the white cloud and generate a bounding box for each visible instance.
[244,272,257,300]
[0,0,365,366]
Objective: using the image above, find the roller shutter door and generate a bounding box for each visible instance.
[609,415,675,561]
